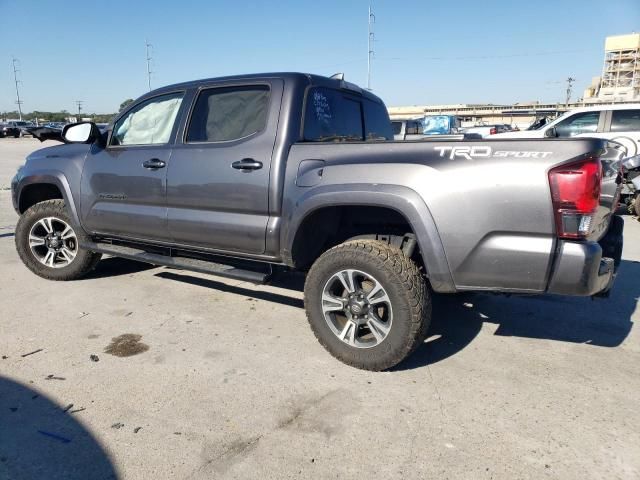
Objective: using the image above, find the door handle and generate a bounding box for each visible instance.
[143,158,166,169]
[232,158,263,171]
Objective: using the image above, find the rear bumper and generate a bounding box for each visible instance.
[546,215,623,297]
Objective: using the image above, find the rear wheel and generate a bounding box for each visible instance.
[304,240,431,371]
[15,199,101,280]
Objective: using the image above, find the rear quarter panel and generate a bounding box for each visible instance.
[283,138,614,293]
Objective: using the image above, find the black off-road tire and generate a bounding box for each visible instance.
[15,199,101,280]
[304,240,431,371]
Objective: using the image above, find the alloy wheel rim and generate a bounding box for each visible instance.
[28,217,78,268]
[321,269,393,348]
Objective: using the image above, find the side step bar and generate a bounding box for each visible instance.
[81,241,272,284]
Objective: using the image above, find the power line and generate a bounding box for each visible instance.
[380,49,597,62]
[12,57,23,121]
[75,100,83,118]
[145,39,153,91]
[367,3,375,90]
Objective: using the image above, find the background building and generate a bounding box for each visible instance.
[598,33,640,102]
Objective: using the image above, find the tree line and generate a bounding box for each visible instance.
[1,99,136,124]
[1,110,116,124]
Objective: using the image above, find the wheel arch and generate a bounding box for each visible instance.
[15,172,85,234]
[283,184,456,293]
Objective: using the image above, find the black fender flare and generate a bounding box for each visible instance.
[14,171,87,236]
[282,183,456,293]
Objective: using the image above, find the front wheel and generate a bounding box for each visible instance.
[15,199,101,280]
[304,240,431,371]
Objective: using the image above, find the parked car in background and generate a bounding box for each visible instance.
[422,115,462,135]
[44,122,67,130]
[462,123,510,138]
[392,119,425,140]
[392,117,480,141]
[493,104,640,156]
[1,121,28,138]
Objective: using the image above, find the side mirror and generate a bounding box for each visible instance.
[544,127,558,138]
[62,122,101,144]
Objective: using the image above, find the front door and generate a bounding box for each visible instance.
[167,80,283,254]
[80,91,185,241]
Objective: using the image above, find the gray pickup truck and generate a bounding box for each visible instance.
[11,72,625,370]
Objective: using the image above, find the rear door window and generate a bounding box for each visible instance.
[610,110,640,133]
[303,87,363,142]
[554,111,600,137]
[186,85,270,143]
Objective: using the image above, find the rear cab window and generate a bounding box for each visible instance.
[303,87,392,142]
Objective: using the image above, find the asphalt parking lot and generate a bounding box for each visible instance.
[1,138,639,480]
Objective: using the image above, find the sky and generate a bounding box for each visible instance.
[0,0,639,113]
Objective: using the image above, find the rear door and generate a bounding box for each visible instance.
[166,80,283,254]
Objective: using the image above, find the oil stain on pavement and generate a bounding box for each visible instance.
[104,334,149,357]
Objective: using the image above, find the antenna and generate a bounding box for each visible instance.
[565,77,576,105]
[367,3,375,90]
[145,39,153,91]
[12,57,23,121]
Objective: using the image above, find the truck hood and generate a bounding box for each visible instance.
[26,143,91,162]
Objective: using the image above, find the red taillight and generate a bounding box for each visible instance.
[490,127,497,135]
[548,158,601,239]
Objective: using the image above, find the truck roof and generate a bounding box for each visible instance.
[146,72,386,104]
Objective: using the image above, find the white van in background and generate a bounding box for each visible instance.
[493,104,640,156]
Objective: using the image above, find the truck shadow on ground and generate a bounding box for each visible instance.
[153,261,637,372]
[155,270,305,309]
[0,376,118,479]
[86,257,157,279]
[395,259,639,370]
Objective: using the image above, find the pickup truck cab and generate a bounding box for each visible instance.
[12,72,625,370]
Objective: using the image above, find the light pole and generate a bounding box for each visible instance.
[12,57,23,120]
[367,4,375,90]
[145,39,153,91]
